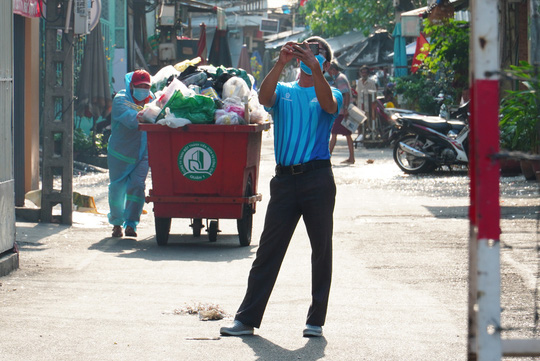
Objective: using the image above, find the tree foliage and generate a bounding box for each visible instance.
[300,0,427,37]
[499,61,540,152]
[394,18,470,113]
[421,19,469,92]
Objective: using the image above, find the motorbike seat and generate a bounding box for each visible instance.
[402,114,452,134]
[448,120,466,133]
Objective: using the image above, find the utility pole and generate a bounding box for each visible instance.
[41,0,74,224]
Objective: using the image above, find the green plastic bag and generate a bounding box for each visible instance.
[157,90,216,124]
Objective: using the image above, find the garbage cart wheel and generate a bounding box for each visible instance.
[191,218,203,237]
[208,220,219,242]
[155,217,171,246]
[237,180,253,247]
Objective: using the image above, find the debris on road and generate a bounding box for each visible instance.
[173,302,230,321]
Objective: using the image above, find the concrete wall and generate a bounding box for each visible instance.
[0,0,15,254]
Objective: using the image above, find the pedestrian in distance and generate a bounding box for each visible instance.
[220,36,343,338]
[328,60,354,164]
[356,65,378,113]
[107,70,155,238]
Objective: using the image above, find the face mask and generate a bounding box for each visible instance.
[132,88,150,101]
[300,55,326,75]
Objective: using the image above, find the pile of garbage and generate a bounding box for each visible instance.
[139,57,270,127]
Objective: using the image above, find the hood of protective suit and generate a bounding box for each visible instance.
[124,72,144,103]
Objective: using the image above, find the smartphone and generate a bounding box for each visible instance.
[293,42,320,55]
[308,42,320,55]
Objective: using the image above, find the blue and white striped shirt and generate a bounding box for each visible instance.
[269,81,343,166]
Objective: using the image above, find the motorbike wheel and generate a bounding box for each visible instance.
[393,135,436,174]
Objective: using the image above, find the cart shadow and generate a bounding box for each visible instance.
[241,335,327,360]
[89,234,256,262]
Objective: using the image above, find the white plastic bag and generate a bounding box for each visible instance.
[160,77,194,106]
[156,108,192,128]
[222,77,250,100]
[247,89,269,124]
[215,109,241,125]
[139,100,162,123]
[222,96,245,119]
[152,65,180,91]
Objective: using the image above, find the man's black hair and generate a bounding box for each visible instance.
[330,60,342,71]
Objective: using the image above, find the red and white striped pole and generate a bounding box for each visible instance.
[468,0,501,359]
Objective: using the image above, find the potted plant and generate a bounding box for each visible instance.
[499,61,540,179]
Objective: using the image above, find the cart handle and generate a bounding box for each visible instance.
[145,193,262,205]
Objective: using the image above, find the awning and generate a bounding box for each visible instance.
[401,6,429,17]
[264,28,311,49]
[179,0,219,13]
[326,30,367,57]
[400,0,469,17]
[335,29,394,68]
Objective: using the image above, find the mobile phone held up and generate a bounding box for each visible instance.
[293,42,319,55]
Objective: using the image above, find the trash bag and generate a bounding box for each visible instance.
[247,88,269,124]
[222,96,245,119]
[152,65,180,92]
[174,57,202,73]
[157,77,194,107]
[212,72,234,98]
[156,108,192,128]
[216,67,252,89]
[156,90,216,124]
[215,109,243,125]
[181,71,208,87]
[222,77,250,100]
[139,100,162,123]
[207,66,252,98]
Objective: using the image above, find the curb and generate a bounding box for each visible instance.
[0,250,19,277]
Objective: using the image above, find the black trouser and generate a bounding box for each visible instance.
[235,166,336,328]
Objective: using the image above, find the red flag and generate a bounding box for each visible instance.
[411,32,429,74]
[300,0,308,6]
[196,23,207,65]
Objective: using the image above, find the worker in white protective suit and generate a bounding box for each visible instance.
[107,70,155,238]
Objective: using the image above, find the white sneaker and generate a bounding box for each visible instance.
[303,324,323,337]
[220,320,254,336]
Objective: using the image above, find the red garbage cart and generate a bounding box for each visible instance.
[139,122,270,246]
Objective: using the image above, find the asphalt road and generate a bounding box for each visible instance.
[1,132,539,360]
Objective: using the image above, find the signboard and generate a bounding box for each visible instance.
[401,15,421,37]
[13,0,42,18]
[260,19,279,33]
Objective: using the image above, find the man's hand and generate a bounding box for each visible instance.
[288,42,320,74]
[277,42,298,66]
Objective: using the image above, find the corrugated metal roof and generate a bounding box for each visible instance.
[401,0,469,16]
[326,31,367,56]
[264,29,312,49]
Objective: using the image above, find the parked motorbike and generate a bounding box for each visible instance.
[391,101,470,174]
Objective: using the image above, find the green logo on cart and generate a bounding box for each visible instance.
[178,142,217,181]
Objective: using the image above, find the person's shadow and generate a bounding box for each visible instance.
[242,335,327,360]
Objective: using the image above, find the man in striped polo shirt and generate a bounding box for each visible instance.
[220,36,343,338]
